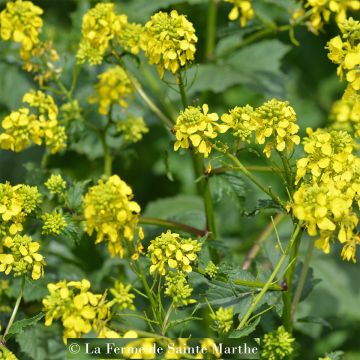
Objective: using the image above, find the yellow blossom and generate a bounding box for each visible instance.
[83,175,141,258]
[210,306,233,334]
[164,271,196,307]
[117,116,149,144]
[41,212,67,235]
[108,281,135,310]
[261,326,295,360]
[224,0,254,27]
[0,345,18,360]
[141,10,198,78]
[44,174,66,195]
[116,22,144,55]
[174,104,229,158]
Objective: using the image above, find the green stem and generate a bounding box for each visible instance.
[177,71,189,107]
[161,303,173,336]
[211,165,285,174]
[99,129,112,176]
[205,0,218,61]
[237,223,302,330]
[139,217,206,237]
[291,237,315,321]
[282,222,303,333]
[1,276,25,344]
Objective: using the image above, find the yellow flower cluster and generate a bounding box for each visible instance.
[116,22,144,55]
[0,90,66,153]
[164,271,196,307]
[43,279,109,343]
[327,17,360,90]
[293,128,360,261]
[330,85,360,136]
[107,281,135,310]
[224,0,254,27]
[305,0,360,34]
[44,174,67,195]
[210,306,233,334]
[0,182,41,238]
[261,326,295,360]
[205,261,219,279]
[76,3,127,65]
[174,104,229,158]
[141,10,198,78]
[90,66,133,115]
[41,212,67,235]
[0,0,43,53]
[0,345,18,360]
[83,175,141,258]
[147,230,202,275]
[251,99,300,158]
[0,234,45,280]
[117,116,149,144]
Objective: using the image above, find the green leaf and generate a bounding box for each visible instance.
[6,313,44,339]
[244,199,284,216]
[297,316,332,329]
[228,317,261,338]
[65,180,90,212]
[322,351,345,360]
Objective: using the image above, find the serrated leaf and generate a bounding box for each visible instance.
[6,313,44,339]
[229,317,260,338]
[65,180,90,212]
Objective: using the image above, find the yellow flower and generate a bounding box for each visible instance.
[164,271,196,307]
[90,66,133,115]
[205,261,219,279]
[147,230,202,275]
[76,3,127,65]
[224,0,254,27]
[108,281,135,310]
[210,306,233,334]
[41,212,67,235]
[116,116,149,144]
[141,10,198,78]
[0,234,45,280]
[261,326,295,360]
[174,104,229,158]
[0,344,18,360]
[116,21,144,55]
[252,99,300,158]
[83,175,141,258]
[44,174,66,195]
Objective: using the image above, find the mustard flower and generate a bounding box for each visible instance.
[252,99,300,158]
[116,116,149,144]
[205,261,219,279]
[211,306,233,334]
[41,212,67,235]
[224,0,254,27]
[141,10,198,78]
[327,18,360,90]
[164,271,196,307]
[0,345,18,360]
[108,281,135,310]
[76,3,127,65]
[0,234,45,280]
[90,66,133,115]
[45,174,66,195]
[116,22,144,55]
[174,104,229,158]
[0,0,43,51]
[260,326,295,360]
[221,105,254,142]
[147,230,202,275]
[43,279,109,343]
[83,175,141,258]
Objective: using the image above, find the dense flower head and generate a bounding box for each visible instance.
[211,306,233,334]
[41,212,67,235]
[43,279,109,343]
[205,261,219,279]
[164,271,196,307]
[221,105,254,142]
[0,0,43,51]
[0,234,45,280]
[174,104,229,158]
[45,174,67,195]
[76,3,127,65]
[141,10,198,78]
[108,281,135,310]
[261,326,295,360]
[327,17,360,90]
[305,0,360,34]
[0,345,18,360]
[224,0,254,27]
[83,175,141,258]
[90,66,133,115]
[251,99,300,158]
[116,22,144,55]
[116,116,149,144]
[0,90,66,153]
[147,230,202,275]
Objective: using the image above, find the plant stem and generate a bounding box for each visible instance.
[282,222,303,333]
[211,165,285,174]
[237,223,302,330]
[1,276,25,344]
[139,217,206,237]
[205,0,218,61]
[161,303,173,336]
[291,237,315,320]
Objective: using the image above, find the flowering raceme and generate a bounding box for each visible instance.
[174,104,229,158]
[45,174,67,195]
[261,326,295,360]
[116,116,149,144]
[164,271,196,307]
[90,66,133,115]
[41,212,67,235]
[141,10,198,78]
[147,230,202,275]
[83,175,142,258]
[224,0,254,27]
[211,306,234,334]
[116,22,144,55]
[107,281,135,310]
